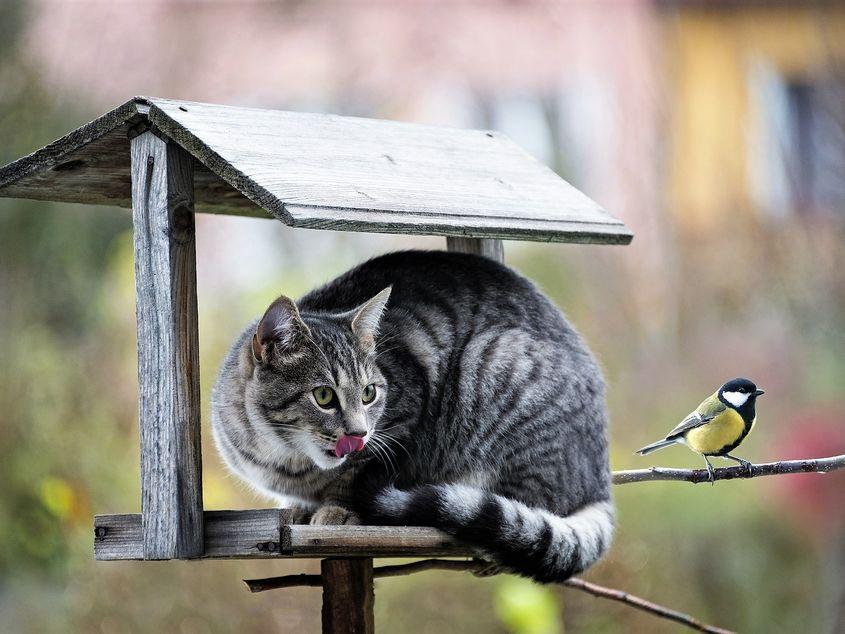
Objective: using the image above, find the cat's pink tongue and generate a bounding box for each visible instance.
[334,435,366,458]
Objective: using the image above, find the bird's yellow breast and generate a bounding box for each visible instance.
[684,409,747,455]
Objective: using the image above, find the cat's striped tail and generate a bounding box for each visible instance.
[365,484,614,583]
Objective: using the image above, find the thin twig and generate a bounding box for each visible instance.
[244,559,734,633]
[612,454,845,485]
[246,573,322,591]
[564,577,734,634]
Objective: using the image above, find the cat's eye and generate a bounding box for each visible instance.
[313,386,336,408]
[362,384,377,404]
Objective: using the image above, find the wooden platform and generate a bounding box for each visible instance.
[94,510,474,561]
[0,96,632,244]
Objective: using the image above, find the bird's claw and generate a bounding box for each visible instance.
[740,459,753,477]
[705,462,715,485]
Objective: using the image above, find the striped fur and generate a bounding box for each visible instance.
[367,484,614,582]
[211,251,613,582]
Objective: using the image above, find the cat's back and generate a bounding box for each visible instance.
[298,250,564,335]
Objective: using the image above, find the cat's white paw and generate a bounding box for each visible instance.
[310,505,361,526]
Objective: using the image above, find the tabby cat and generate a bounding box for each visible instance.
[211,250,613,582]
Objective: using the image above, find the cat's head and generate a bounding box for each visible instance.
[243,287,392,470]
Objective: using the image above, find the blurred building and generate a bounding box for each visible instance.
[663,1,845,230]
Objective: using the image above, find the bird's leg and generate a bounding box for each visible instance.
[702,455,716,485]
[724,454,753,477]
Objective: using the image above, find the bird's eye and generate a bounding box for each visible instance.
[313,386,336,408]
[362,384,377,404]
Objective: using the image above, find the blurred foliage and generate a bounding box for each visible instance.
[1,1,844,633]
[0,68,132,592]
[494,577,561,634]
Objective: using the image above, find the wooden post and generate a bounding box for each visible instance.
[446,237,504,262]
[321,558,375,634]
[130,129,204,560]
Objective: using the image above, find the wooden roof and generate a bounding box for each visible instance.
[0,96,632,244]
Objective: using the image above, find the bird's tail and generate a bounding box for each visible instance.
[364,484,613,583]
[635,438,677,455]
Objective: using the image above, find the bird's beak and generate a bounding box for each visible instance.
[754,389,765,396]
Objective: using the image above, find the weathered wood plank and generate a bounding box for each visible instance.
[131,131,203,560]
[321,559,375,634]
[282,525,475,558]
[94,514,143,560]
[0,96,633,244]
[204,509,293,558]
[93,511,475,560]
[285,205,627,243]
[0,97,263,216]
[446,237,504,261]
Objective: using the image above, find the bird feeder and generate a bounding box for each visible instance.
[0,96,632,633]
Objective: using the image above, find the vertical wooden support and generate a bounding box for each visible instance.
[446,237,504,263]
[321,558,375,634]
[130,130,204,560]
[446,236,504,262]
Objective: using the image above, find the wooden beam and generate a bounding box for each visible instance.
[446,237,504,262]
[93,511,474,560]
[283,525,472,557]
[131,130,203,559]
[321,558,375,634]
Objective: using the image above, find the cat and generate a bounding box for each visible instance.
[211,250,613,582]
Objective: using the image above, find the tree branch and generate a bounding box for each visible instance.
[612,454,845,485]
[564,577,734,634]
[246,573,323,590]
[244,559,734,633]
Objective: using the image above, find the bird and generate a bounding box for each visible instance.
[636,377,765,483]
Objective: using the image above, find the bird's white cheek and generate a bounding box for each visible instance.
[722,391,749,407]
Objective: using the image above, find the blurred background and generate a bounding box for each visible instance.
[1,0,844,632]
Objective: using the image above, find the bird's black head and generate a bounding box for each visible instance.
[718,377,764,409]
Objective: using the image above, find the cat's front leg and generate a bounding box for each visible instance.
[310,504,361,526]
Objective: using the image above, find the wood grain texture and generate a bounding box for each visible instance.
[0,98,263,216]
[0,96,632,244]
[131,131,203,560]
[94,514,143,560]
[283,525,476,558]
[321,559,375,634]
[93,511,475,560]
[446,237,504,262]
[204,509,294,557]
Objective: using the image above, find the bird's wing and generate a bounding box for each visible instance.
[665,395,727,440]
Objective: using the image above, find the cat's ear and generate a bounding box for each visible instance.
[351,286,392,349]
[252,295,311,364]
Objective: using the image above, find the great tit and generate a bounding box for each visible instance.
[636,377,765,482]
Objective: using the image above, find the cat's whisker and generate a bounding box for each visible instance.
[368,435,398,474]
[373,344,403,359]
[366,437,394,474]
[375,431,411,461]
[370,437,398,471]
